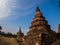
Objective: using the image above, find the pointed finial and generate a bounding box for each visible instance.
[36,6,40,11]
[35,6,43,17]
[18,27,22,33]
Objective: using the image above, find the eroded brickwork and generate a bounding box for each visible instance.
[17,7,60,45]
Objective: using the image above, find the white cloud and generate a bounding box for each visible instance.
[0,0,48,20]
[0,0,16,19]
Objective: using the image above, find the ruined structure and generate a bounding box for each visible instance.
[17,7,60,45]
[17,27,24,45]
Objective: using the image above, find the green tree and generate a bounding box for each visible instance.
[0,26,2,31]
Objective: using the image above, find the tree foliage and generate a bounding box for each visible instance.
[0,31,17,38]
[0,26,2,30]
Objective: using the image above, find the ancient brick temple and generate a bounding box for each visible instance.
[17,7,60,45]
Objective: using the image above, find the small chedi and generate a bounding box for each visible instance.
[17,7,60,45]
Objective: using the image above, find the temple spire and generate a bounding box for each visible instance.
[17,27,24,43]
[35,6,43,17]
[29,6,50,31]
[18,27,22,33]
[36,6,40,12]
[17,27,24,39]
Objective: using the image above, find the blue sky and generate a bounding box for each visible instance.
[0,0,60,34]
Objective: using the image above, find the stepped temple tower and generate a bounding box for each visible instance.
[17,27,24,41]
[27,7,52,35]
[17,7,60,45]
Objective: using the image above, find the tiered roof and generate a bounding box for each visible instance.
[29,7,51,31]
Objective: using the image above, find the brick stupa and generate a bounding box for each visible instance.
[17,7,59,45]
